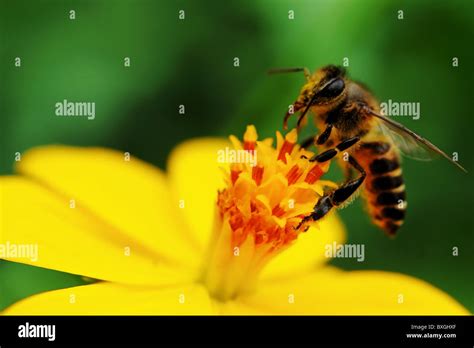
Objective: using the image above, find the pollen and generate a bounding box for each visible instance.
[202,125,331,301]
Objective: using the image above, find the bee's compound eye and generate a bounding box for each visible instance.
[319,78,345,98]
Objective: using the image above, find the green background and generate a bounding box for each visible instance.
[1,0,473,312]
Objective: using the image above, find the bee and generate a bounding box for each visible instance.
[270,65,467,236]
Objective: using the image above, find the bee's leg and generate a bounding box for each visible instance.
[331,155,366,206]
[300,124,335,150]
[306,136,359,163]
[316,124,333,145]
[296,153,366,229]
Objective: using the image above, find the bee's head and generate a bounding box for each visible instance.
[301,65,347,108]
[282,65,347,129]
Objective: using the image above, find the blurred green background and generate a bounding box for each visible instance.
[1,0,473,312]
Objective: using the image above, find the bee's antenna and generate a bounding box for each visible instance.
[267,67,306,75]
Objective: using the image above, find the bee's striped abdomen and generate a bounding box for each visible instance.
[356,141,406,236]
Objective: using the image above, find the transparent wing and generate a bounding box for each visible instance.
[376,120,435,161]
[364,106,467,173]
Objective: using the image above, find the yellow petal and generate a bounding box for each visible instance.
[167,138,229,250]
[15,146,199,266]
[0,177,190,286]
[3,282,215,315]
[230,266,469,315]
[260,211,346,279]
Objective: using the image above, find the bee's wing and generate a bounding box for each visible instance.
[365,107,467,173]
[376,120,434,161]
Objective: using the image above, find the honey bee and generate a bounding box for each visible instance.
[270,65,467,236]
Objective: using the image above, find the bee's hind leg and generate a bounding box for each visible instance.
[296,151,366,230]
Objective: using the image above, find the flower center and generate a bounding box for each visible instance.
[200,125,330,301]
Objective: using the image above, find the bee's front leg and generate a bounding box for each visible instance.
[307,136,359,163]
[296,141,365,230]
[316,124,333,145]
[299,124,334,150]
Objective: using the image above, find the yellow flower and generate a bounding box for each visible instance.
[0,126,468,315]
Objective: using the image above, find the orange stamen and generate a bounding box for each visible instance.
[272,205,285,217]
[305,164,324,184]
[277,129,298,163]
[243,125,258,152]
[286,164,303,185]
[243,141,255,151]
[231,169,241,185]
[278,141,294,163]
[252,165,264,185]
